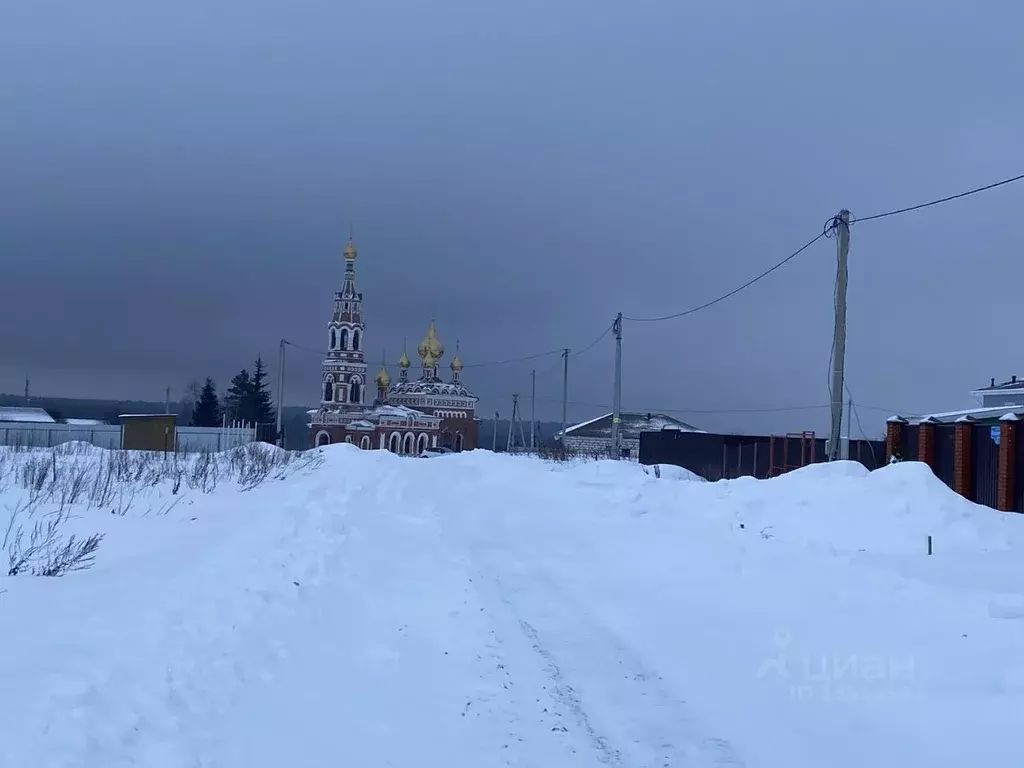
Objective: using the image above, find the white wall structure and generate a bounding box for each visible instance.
[0,422,258,453]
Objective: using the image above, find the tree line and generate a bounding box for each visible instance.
[188,356,275,428]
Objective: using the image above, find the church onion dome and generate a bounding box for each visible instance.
[343,237,357,260]
[398,350,411,369]
[417,319,444,361]
[375,365,391,387]
[423,349,436,368]
[450,340,463,372]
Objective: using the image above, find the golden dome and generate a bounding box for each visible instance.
[375,364,390,388]
[450,340,463,372]
[416,318,444,361]
[343,237,357,260]
[398,350,411,369]
[423,349,436,368]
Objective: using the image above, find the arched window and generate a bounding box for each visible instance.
[345,435,353,444]
[454,433,464,452]
[360,436,371,450]
[340,329,349,349]
[404,433,415,454]
[389,433,401,453]
[417,434,429,453]
[323,377,333,403]
[329,329,336,349]
[316,431,330,447]
[352,330,361,351]
[441,430,453,450]
[350,379,361,405]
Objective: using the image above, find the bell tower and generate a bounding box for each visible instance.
[322,235,368,409]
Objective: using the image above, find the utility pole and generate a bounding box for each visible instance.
[276,339,287,447]
[164,385,171,414]
[506,394,525,453]
[611,313,623,458]
[492,411,499,452]
[560,348,569,447]
[828,209,851,461]
[843,396,852,460]
[24,375,29,405]
[530,369,536,451]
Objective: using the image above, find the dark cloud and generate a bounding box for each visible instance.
[2,0,1023,435]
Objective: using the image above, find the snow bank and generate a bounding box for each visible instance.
[1,446,1022,766]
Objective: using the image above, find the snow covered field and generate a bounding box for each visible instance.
[2,443,1023,767]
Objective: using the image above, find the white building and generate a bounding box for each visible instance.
[555,412,703,460]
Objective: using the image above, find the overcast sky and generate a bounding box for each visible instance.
[2,0,1022,435]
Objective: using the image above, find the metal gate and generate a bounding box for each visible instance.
[972,424,999,509]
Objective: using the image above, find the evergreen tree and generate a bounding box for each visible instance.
[190,378,222,427]
[224,369,251,423]
[248,356,275,426]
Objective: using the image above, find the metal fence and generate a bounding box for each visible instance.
[0,422,257,453]
[972,423,999,509]
[640,430,885,480]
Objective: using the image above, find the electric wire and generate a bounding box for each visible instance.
[622,229,830,323]
[852,172,1024,224]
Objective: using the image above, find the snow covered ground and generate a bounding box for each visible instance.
[2,443,1023,767]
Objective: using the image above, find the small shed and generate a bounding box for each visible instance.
[119,413,177,452]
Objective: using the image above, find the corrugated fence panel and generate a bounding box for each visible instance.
[933,426,956,490]
[900,424,920,462]
[972,424,999,509]
[639,431,726,481]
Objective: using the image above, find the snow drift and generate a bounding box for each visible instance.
[1,446,1022,767]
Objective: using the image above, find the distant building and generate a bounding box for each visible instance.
[0,406,55,424]
[308,236,480,452]
[908,375,1024,425]
[556,412,703,459]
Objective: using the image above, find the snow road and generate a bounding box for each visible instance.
[3,445,1024,766]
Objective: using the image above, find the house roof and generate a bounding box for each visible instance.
[972,376,1024,394]
[63,418,106,426]
[556,412,703,440]
[909,405,1024,424]
[0,406,56,423]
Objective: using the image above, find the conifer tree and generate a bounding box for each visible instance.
[224,369,251,423]
[190,378,222,427]
[248,356,275,426]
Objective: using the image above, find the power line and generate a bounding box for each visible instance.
[460,348,563,369]
[282,340,324,357]
[532,396,913,416]
[572,323,614,357]
[623,230,829,323]
[853,172,1024,224]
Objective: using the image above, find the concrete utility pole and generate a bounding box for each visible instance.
[530,369,536,451]
[164,385,171,414]
[842,396,852,460]
[276,339,287,447]
[492,411,499,452]
[828,209,851,461]
[560,348,569,447]
[611,313,623,458]
[24,375,29,405]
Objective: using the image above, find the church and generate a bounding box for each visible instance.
[307,237,480,453]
